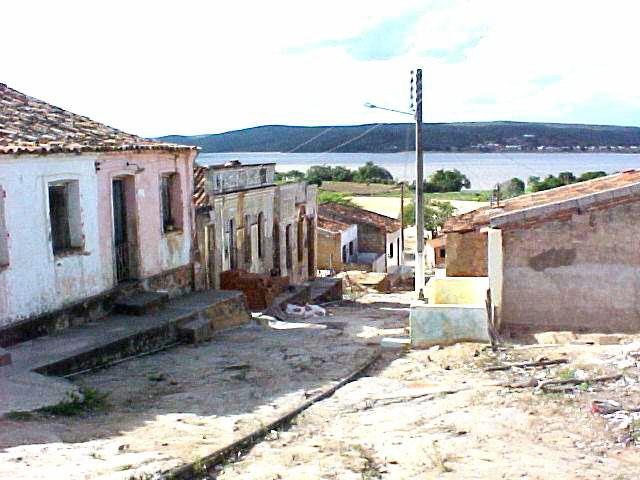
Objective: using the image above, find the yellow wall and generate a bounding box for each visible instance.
[427,277,488,305]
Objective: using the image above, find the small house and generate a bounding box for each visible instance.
[443,170,640,334]
[317,202,403,272]
[0,84,197,328]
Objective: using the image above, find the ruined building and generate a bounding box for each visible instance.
[194,161,318,289]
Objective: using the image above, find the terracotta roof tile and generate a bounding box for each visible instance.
[318,202,401,233]
[444,170,640,232]
[317,215,352,233]
[0,83,196,155]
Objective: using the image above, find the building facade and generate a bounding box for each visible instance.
[444,170,640,334]
[194,162,317,289]
[317,216,358,271]
[0,84,196,327]
[317,202,403,272]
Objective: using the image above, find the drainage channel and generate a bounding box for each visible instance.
[160,351,382,480]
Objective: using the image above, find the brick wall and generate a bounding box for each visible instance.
[445,231,488,277]
[317,229,342,270]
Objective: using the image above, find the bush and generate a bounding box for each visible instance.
[424,169,471,192]
[317,190,356,206]
[352,161,394,184]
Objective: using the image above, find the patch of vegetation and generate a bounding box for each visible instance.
[424,169,471,192]
[317,190,356,206]
[527,170,608,192]
[147,372,167,382]
[427,441,458,473]
[116,464,133,471]
[4,411,36,421]
[39,387,109,416]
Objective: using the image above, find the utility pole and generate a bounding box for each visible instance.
[413,69,425,299]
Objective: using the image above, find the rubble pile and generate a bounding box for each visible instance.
[220,270,288,310]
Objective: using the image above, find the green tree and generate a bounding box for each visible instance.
[424,169,471,192]
[330,166,354,182]
[275,170,305,183]
[558,171,576,185]
[577,171,607,182]
[499,177,525,198]
[353,161,394,183]
[402,199,457,232]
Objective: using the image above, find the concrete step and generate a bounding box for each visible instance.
[113,291,169,316]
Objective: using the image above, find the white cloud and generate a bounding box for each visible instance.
[1,0,639,136]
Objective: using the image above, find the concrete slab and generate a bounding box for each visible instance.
[380,336,410,349]
[410,304,490,348]
[0,289,250,417]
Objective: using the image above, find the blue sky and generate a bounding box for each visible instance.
[2,0,639,136]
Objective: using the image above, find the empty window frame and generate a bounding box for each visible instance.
[297,217,304,262]
[342,245,347,263]
[389,241,394,258]
[348,240,354,257]
[160,173,182,233]
[257,212,264,258]
[244,214,252,264]
[48,180,83,255]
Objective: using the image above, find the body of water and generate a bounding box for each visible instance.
[198,152,640,190]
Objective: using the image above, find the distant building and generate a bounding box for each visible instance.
[317,202,403,273]
[317,216,358,271]
[0,83,197,328]
[193,162,317,289]
[443,170,640,334]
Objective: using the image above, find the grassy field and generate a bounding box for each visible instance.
[320,181,491,201]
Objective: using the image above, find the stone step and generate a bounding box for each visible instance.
[113,291,169,316]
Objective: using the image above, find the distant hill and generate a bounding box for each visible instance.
[158,122,640,153]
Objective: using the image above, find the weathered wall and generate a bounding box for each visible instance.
[445,231,488,277]
[274,183,317,284]
[316,224,358,271]
[0,154,106,326]
[209,187,276,288]
[500,199,640,333]
[96,150,196,283]
[317,229,341,270]
[206,164,275,194]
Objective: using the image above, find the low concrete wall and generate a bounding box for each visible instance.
[410,304,490,348]
[426,277,488,305]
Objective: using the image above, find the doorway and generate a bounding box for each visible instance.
[112,178,136,283]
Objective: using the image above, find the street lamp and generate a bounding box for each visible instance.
[365,68,425,299]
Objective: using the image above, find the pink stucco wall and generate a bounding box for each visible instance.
[96,150,196,287]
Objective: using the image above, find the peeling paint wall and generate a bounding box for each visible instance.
[500,199,640,333]
[0,154,105,326]
[96,151,195,283]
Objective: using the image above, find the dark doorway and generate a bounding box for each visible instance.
[307,219,315,278]
[113,179,133,283]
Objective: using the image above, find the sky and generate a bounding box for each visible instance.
[2,0,640,137]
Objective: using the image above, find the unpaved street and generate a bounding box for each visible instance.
[218,335,640,479]
[0,298,409,480]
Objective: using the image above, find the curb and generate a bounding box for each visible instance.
[161,349,382,479]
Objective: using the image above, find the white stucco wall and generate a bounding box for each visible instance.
[340,224,358,262]
[0,154,107,326]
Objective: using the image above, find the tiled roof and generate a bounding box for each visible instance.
[0,83,196,155]
[317,215,352,233]
[445,170,640,232]
[318,202,401,233]
[193,165,208,208]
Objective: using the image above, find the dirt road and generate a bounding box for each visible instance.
[218,337,640,479]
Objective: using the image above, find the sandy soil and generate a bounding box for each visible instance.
[217,335,640,479]
[0,298,410,480]
[350,196,488,220]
